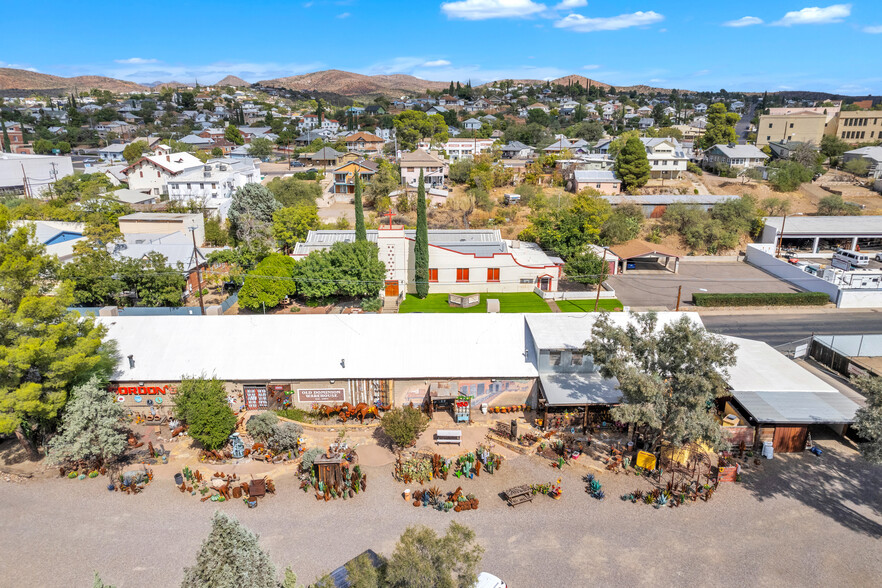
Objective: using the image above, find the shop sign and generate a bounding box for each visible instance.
[112,385,175,396]
[297,388,344,403]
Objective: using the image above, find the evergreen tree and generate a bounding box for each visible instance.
[1,122,10,153]
[614,135,651,193]
[181,512,276,588]
[448,81,455,95]
[354,173,366,242]
[414,170,429,298]
[852,375,882,464]
[48,376,128,467]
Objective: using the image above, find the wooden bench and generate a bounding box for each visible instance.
[503,484,534,507]
[435,430,462,445]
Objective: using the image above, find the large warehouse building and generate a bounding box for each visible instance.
[99,312,860,452]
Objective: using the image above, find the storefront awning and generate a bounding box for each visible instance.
[539,372,621,406]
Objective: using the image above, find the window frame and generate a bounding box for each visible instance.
[456,268,470,283]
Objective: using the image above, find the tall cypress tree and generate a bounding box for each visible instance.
[1,122,10,153]
[414,169,429,298]
[354,172,366,242]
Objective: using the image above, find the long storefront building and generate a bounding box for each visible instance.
[100,313,859,451]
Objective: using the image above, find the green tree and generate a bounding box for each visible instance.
[393,111,448,150]
[181,511,276,588]
[354,173,366,242]
[519,191,612,257]
[122,140,148,164]
[851,375,882,464]
[820,134,850,159]
[204,215,229,247]
[563,249,608,285]
[380,404,429,449]
[584,312,737,452]
[174,376,237,450]
[600,204,644,245]
[844,158,870,176]
[33,138,54,154]
[817,194,861,216]
[247,137,274,161]
[344,553,381,588]
[229,183,281,243]
[225,124,245,146]
[47,375,127,467]
[273,206,320,252]
[281,567,304,588]
[239,253,297,311]
[211,146,224,157]
[56,141,72,154]
[768,160,814,192]
[365,159,399,207]
[614,135,651,193]
[1,122,10,153]
[385,522,484,588]
[699,103,739,149]
[58,248,123,306]
[414,170,429,298]
[266,177,322,208]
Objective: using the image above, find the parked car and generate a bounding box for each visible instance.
[289,161,304,168]
[875,252,882,262]
[475,572,506,588]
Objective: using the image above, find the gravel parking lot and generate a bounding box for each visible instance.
[0,429,879,587]
[609,261,801,310]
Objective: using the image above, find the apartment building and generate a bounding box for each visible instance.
[834,110,882,144]
[756,112,828,148]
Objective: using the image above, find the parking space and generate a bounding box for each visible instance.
[608,261,800,309]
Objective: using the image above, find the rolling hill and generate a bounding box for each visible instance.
[0,68,148,93]
[259,69,449,97]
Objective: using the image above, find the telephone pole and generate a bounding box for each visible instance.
[594,248,608,312]
[675,285,682,311]
[190,226,206,315]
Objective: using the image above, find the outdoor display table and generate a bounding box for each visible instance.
[503,485,534,507]
[435,430,462,445]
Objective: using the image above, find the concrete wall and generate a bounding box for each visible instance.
[745,244,842,303]
[533,286,618,301]
[837,288,882,308]
[393,378,536,409]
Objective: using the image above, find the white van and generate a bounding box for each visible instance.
[833,249,869,268]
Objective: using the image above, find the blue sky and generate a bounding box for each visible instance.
[2,1,881,94]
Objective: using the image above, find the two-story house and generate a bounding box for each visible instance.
[639,138,688,179]
[332,159,377,194]
[345,131,385,156]
[400,148,448,189]
[122,152,205,196]
[166,158,260,220]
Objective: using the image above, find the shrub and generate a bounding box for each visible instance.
[817,194,862,216]
[381,405,429,448]
[361,296,383,312]
[301,447,324,472]
[768,160,813,192]
[175,376,237,451]
[246,411,279,442]
[269,421,303,451]
[686,162,703,175]
[692,292,830,307]
[275,408,312,422]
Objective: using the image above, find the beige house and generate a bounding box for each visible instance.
[118,212,205,246]
[834,110,882,144]
[572,170,621,195]
[400,149,448,189]
[756,112,828,148]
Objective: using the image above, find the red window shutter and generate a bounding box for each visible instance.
[487,268,499,282]
[429,269,438,283]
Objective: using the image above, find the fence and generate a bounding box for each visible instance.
[533,282,617,301]
[774,336,813,359]
[810,334,882,378]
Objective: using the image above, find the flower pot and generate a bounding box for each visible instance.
[174,473,184,486]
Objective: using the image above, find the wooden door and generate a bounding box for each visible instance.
[385,280,399,297]
[773,426,807,453]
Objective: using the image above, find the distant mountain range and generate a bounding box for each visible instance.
[0,66,877,101]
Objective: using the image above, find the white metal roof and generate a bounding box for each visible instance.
[99,314,540,382]
[764,216,882,237]
[526,313,704,351]
[539,372,621,406]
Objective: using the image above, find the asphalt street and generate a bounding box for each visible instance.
[701,310,882,346]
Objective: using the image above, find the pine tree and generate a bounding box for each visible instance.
[614,134,651,193]
[414,169,429,298]
[448,81,455,95]
[181,512,276,588]
[47,376,129,467]
[354,173,366,242]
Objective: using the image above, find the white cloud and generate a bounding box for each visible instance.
[114,57,159,64]
[441,0,545,20]
[0,61,39,72]
[554,0,587,8]
[582,64,600,70]
[423,59,452,67]
[773,4,851,26]
[723,16,763,27]
[337,12,351,18]
[863,25,882,33]
[554,10,664,32]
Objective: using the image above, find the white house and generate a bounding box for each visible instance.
[298,114,320,131]
[399,149,448,189]
[98,143,128,163]
[462,118,483,131]
[292,228,561,298]
[122,152,205,196]
[166,158,260,220]
[704,144,768,169]
[321,119,341,133]
[639,138,688,179]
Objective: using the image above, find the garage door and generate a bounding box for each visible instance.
[773,426,807,453]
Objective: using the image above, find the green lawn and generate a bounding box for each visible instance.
[555,299,624,312]
[399,292,552,313]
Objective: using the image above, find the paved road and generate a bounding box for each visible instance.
[735,101,757,143]
[702,310,882,345]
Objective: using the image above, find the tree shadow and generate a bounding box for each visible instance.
[0,438,33,466]
[740,428,882,538]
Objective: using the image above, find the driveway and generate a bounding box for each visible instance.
[608,261,800,310]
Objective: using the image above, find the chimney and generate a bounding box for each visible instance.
[127,355,135,369]
[166,155,170,161]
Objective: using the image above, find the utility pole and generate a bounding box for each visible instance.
[675,285,682,311]
[594,248,608,312]
[20,163,29,198]
[189,226,206,315]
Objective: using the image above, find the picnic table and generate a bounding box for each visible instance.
[503,484,534,507]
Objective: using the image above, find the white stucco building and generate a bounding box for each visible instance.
[292,227,560,298]
[122,152,204,196]
[639,138,688,179]
[166,158,260,220]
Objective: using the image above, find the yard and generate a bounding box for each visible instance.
[398,292,552,313]
[555,298,624,312]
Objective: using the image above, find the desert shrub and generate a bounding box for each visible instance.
[361,296,383,312]
[687,162,703,175]
[381,405,429,448]
[817,194,862,216]
[246,412,279,442]
[269,421,303,451]
[301,447,324,472]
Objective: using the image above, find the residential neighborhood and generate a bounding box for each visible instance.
[1,2,882,588]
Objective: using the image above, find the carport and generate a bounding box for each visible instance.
[762,216,882,253]
[609,240,680,274]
